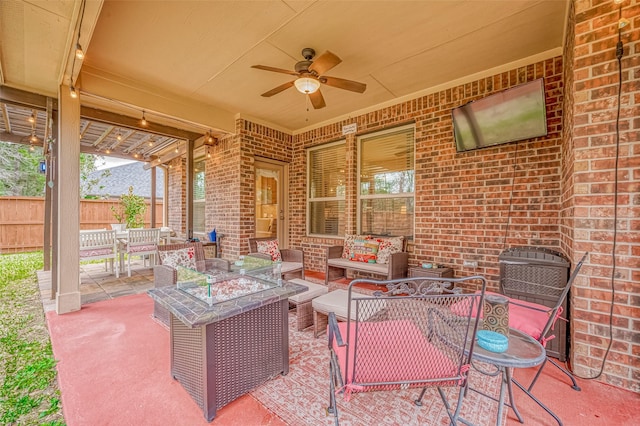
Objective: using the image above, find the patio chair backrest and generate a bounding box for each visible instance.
[79,229,117,254]
[126,228,161,249]
[335,275,486,394]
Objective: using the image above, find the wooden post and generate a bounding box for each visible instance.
[55,84,81,314]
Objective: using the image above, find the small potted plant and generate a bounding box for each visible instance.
[111,186,147,230]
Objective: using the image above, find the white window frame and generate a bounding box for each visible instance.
[307,140,346,238]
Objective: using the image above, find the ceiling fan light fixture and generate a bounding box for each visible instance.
[294,77,320,94]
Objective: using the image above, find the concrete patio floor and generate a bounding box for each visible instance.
[37,259,155,313]
[37,264,638,425]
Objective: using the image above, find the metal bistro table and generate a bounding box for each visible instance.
[148,259,307,422]
[466,327,563,426]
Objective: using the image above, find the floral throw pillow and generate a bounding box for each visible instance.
[256,239,282,262]
[350,239,380,263]
[375,236,405,265]
[159,246,196,270]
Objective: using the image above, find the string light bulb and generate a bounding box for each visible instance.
[174,143,179,153]
[70,85,78,98]
[29,144,35,152]
[207,147,211,158]
[116,131,122,141]
[141,111,148,127]
[30,133,38,143]
[28,112,35,124]
[148,139,154,147]
[75,43,84,60]
[207,131,214,144]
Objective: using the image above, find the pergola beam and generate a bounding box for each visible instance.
[81,106,202,141]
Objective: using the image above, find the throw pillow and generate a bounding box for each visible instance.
[342,234,371,259]
[375,236,405,264]
[256,239,282,262]
[159,246,197,270]
[350,239,380,263]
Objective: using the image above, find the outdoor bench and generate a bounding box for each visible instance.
[325,235,408,285]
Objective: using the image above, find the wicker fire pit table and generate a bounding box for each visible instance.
[148,263,307,422]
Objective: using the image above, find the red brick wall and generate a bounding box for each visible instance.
[569,0,639,391]
[164,0,638,392]
[167,157,186,238]
[293,60,565,289]
[203,119,292,259]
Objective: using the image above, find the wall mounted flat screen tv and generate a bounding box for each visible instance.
[452,78,548,152]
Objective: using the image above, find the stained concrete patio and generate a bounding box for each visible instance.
[37,262,639,425]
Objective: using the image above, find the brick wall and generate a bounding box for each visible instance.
[167,157,186,238]
[164,0,638,392]
[569,0,639,391]
[293,60,564,288]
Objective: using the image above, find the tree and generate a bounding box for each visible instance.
[0,141,110,198]
[80,154,111,199]
[0,142,46,196]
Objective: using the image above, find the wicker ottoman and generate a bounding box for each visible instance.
[288,279,328,331]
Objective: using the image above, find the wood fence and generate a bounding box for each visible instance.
[0,196,164,253]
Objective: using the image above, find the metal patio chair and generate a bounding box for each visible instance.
[327,275,487,426]
[500,252,588,392]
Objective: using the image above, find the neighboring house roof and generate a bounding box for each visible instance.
[88,162,164,199]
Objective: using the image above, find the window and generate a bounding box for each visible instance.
[358,125,414,238]
[307,141,346,236]
[193,159,205,234]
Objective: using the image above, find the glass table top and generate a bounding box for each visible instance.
[175,255,284,306]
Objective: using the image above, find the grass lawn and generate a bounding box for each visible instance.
[0,252,64,425]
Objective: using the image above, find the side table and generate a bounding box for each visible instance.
[408,267,455,292]
[468,327,562,426]
[408,266,453,278]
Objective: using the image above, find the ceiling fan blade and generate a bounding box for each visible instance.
[251,65,299,76]
[309,90,326,109]
[261,81,295,97]
[321,76,367,93]
[309,51,341,76]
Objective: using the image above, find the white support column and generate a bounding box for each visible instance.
[55,84,81,314]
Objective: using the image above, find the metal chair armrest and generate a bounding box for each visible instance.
[328,312,345,347]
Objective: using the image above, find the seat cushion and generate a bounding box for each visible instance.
[312,290,384,321]
[280,261,302,274]
[332,320,460,395]
[288,279,328,303]
[328,258,390,275]
[80,248,114,258]
[450,291,559,342]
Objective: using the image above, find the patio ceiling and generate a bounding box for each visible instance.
[0,0,568,163]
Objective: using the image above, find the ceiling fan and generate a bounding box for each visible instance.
[251,48,366,109]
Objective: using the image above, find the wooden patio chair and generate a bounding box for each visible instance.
[120,228,161,277]
[327,275,487,425]
[79,229,119,278]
